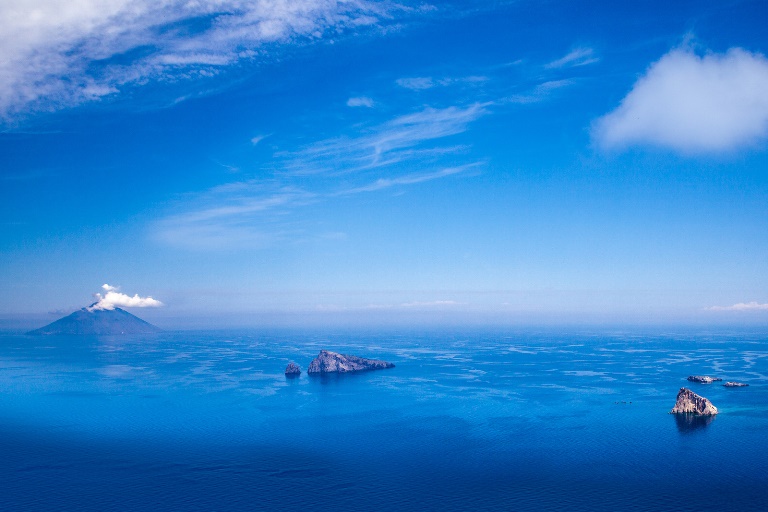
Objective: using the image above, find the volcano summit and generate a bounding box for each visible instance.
[29,304,161,335]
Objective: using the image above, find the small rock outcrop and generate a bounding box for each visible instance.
[284,362,301,376]
[670,387,718,415]
[723,381,749,387]
[687,375,722,384]
[307,350,395,374]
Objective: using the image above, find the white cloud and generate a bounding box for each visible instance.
[708,301,768,311]
[89,284,164,310]
[0,0,407,119]
[347,96,374,107]
[545,47,599,69]
[593,47,768,153]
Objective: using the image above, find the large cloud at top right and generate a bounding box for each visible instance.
[593,47,768,154]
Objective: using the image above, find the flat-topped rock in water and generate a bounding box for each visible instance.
[285,362,301,376]
[687,375,722,384]
[307,350,394,374]
[723,381,749,387]
[670,387,718,416]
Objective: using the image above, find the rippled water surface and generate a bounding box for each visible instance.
[1,328,767,511]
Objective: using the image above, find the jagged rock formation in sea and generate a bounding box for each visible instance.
[670,387,718,415]
[687,375,722,384]
[28,305,161,335]
[307,350,395,374]
[723,381,749,387]
[285,362,301,376]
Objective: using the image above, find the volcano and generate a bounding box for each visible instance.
[28,304,161,335]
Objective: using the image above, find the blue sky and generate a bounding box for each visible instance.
[2,0,768,328]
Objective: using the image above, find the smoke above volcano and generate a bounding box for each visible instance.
[88,284,163,311]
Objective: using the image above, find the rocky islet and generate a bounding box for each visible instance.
[307,350,395,374]
[687,375,723,384]
[284,362,301,376]
[670,387,718,416]
[282,350,395,376]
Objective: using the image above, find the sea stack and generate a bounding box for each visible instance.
[687,375,722,384]
[285,362,301,377]
[670,387,718,415]
[307,350,395,374]
[723,381,749,387]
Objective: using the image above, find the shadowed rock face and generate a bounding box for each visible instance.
[687,375,722,384]
[670,387,718,415]
[285,362,301,376]
[307,350,394,374]
[28,306,161,335]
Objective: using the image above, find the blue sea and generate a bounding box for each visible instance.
[1,328,767,511]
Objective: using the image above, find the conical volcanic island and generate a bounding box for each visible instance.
[29,303,161,335]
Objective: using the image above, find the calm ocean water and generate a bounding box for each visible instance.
[0,328,766,511]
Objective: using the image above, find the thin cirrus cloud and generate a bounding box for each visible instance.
[155,103,487,249]
[544,47,599,69]
[593,47,768,154]
[0,0,408,119]
[155,185,316,249]
[708,301,768,311]
[395,75,488,91]
[335,162,482,195]
[504,79,575,104]
[281,103,489,175]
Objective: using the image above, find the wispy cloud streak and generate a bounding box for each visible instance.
[156,103,487,249]
[708,301,768,311]
[281,103,489,175]
[155,185,316,249]
[504,79,575,104]
[395,75,488,90]
[336,163,481,194]
[545,47,599,69]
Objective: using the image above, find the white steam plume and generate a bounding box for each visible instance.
[89,283,164,311]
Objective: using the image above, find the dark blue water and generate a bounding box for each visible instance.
[1,329,766,511]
